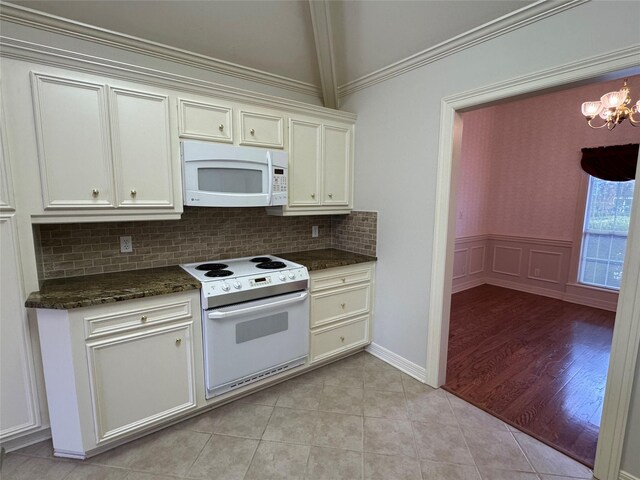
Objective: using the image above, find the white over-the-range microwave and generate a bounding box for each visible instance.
[181,140,288,207]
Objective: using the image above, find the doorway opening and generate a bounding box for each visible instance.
[442,77,638,467]
[426,59,640,480]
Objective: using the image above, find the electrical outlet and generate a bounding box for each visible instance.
[120,236,133,253]
[312,226,319,238]
[534,268,541,277]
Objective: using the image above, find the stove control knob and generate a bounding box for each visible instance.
[288,271,296,279]
[279,274,286,281]
[221,282,230,292]
[233,281,242,290]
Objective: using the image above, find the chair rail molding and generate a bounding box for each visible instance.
[427,45,640,480]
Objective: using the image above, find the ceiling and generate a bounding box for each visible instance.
[8,0,537,104]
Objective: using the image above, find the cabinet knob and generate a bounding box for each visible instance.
[175,338,182,346]
[219,124,224,131]
[341,303,346,309]
[341,278,346,283]
[140,315,148,323]
[250,128,255,135]
[311,193,316,199]
[328,193,333,198]
[92,189,99,197]
[130,189,137,197]
[340,336,345,342]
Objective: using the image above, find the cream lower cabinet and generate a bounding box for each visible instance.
[309,263,374,364]
[34,291,200,458]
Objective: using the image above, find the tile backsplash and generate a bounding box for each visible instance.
[35,208,377,280]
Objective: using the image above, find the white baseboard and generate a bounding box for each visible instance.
[563,291,617,312]
[0,427,51,453]
[451,278,486,294]
[485,277,565,300]
[365,342,427,383]
[619,471,640,480]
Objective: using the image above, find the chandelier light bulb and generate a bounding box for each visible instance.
[600,90,626,109]
[581,101,603,118]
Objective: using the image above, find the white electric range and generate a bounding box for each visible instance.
[181,255,309,398]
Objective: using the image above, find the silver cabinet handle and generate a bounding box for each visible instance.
[250,128,255,135]
[130,189,137,197]
[341,303,346,309]
[92,189,99,197]
[219,124,224,131]
[328,193,333,198]
[140,315,148,323]
[175,338,182,346]
[311,193,316,199]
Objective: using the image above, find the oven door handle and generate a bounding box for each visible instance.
[207,291,308,320]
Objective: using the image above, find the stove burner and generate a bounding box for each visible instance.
[204,270,234,278]
[256,261,286,270]
[250,257,272,263]
[196,263,229,271]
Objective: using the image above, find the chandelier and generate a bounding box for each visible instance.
[581,79,640,130]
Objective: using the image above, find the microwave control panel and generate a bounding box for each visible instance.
[271,168,288,205]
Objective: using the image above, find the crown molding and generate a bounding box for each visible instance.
[0,36,357,123]
[337,0,590,98]
[0,2,322,99]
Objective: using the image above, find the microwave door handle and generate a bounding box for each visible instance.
[207,291,308,320]
[266,151,273,205]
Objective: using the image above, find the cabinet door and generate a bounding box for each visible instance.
[239,110,284,148]
[178,99,232,143]
[0,215,39,440]
[289,119,321,207]
[110,88,175,209]
[86,322,195,443]
[322,125,352,206]
[0,107,14,211]
[31,73,114,209]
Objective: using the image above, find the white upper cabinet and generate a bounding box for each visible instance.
[110,88,174,209]
[31,73,114,210]
[0,104,15,212]
[30,73,181,221]
[178,99,233,143]
[288,119,321,207]
[322,125,351,207]
[239,109,284,149]
[268,117,354,216]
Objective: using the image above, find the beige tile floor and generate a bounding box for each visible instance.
[2,352,596,480]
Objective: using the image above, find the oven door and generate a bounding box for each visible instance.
[203,291,309,398]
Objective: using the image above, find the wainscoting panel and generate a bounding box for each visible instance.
[527,249,563,284]
[469,246,485,275]
[452,234,618,310]
[492,246,522,277]
[453,249,468,280]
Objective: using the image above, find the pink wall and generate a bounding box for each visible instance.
[456,75,640,241]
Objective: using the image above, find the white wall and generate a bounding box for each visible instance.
[341,1,640,476]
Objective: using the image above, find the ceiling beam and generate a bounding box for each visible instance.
[309,0,339,109]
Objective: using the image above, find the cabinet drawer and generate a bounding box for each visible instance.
[84,298,192,339]
[178,99,232,143]
[310,265,372,292]
[239,110,284,148]
[311,284,370,328]
[310,315,369,364]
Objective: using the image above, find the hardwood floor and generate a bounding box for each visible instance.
[444,284,615,468]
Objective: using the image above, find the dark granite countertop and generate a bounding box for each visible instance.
[25,266,201,310]
[276,248,377,271]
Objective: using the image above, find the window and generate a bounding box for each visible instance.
[579,176,635,290]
